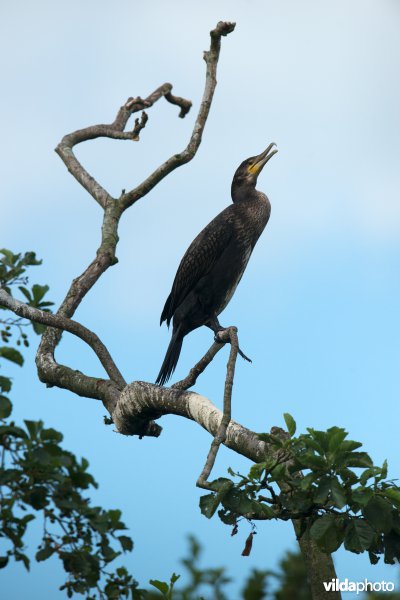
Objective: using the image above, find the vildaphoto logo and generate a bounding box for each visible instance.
[323,578,395,594]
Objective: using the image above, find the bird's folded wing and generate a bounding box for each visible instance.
[161,209,234,325]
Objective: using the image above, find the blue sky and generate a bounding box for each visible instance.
[1,1,400,598]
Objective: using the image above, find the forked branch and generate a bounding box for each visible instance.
[35,21,236,402]
[0,289,125,389]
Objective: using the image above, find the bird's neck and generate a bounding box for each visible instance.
[231,183,260,204]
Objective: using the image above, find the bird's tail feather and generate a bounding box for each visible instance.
[156,328,183,386]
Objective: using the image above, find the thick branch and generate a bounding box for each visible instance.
[36,349,121,409]
[0,289,126,389]
[111,380,339,599]
[112,380,266,459]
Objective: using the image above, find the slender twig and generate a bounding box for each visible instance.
[172,327,238,390]
[196,327,239,489]
[172,341,225,390]
[0,288,126,389]
[119,21,236,211]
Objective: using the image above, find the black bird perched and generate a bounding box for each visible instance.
[156,143,277,386]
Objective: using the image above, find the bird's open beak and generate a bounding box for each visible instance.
[249,143,278,175]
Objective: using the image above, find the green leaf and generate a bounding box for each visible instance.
[170,573,180,585]
[340,440,363,452]
[36,546,55,562]
[0,556,9,569]
[360,467,380,486]
[351,487,373,507]
[0,248,18,264]
[118,536,134,552]
[24,419,41,439]
[222,488,261,516]
[209,477,234,493]
[0,468,21,485]
[327,427,348,451]
[0,424,28,439]
[343,452,373,468]
[199,493,221,519]
[149,580,169,596]
[25,487,48,510]
[344,519,375,553]
[23,252,41,267]
[249,462,267,480]
[330,477,347,509]
[299,472,317,491]
[297,452,327,470]
[15,552,30,571]
[338,467,359,486]
[283,413,296,437]
[307,429,329,452]
[310,514,344,553]
[0,346,24,366]
[314,478,331,504]
[384,531,400,564]
[0,395,12,419]
[0,376,12,393]
[40,427,63,443]
[31,447,51,465]
[363,496,393,533]
[269,463,287,481]
[382,488,400,509]
[32,322,46,335]
[31,284,49,304]
[18,286,32,302]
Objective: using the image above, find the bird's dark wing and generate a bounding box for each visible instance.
[160,207,234,326]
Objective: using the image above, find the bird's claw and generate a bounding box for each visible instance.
[213,329,252,363]
[238,347,252,363]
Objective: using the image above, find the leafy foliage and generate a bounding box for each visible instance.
[0,252,144,599]
[0,248,54,340]
[0,403,143,598]
[200,414,400,565]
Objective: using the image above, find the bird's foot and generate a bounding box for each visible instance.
[213,327,252,363]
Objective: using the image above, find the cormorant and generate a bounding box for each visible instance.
[156,143,277,386]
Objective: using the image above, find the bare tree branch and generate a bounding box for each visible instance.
[197,327,239,489]
[55,82,190,208]
[0,289,126,389]
[119,21,236,211]
[172,340,226,391]
[36,22,236,402]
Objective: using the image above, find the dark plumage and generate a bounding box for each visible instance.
[156,143,278,385]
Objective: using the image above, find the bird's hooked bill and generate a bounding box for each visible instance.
[248,143,278,175]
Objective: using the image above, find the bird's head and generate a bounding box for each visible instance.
[231,143,277,201]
